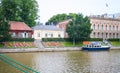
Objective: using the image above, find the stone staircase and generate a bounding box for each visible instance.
[34,39,44,49]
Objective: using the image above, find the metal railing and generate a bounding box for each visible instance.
[0,54,40,73]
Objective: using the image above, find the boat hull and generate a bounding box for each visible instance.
[82,47,110,51]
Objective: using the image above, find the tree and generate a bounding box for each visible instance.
[0,0,38,27]
[66,14,92,45]
[0,0,38,42]
[19,0,38,27]
[47,13,78,25]
[0,15,10,42]
[0,1,11,42]
[46,13,67,25]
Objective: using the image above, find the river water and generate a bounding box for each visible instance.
[1,50,120,73]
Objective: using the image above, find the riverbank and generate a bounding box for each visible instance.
[0,47,81,53]
[0,46,120,53]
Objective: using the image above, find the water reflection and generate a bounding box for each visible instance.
[88,51,120,73]
[1,50,120,73]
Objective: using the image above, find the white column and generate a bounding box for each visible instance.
[22,33,25,38]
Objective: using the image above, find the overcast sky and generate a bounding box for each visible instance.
[36,0,120,23]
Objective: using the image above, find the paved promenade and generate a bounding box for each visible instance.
[0,47,120,53]
[0,47,81,53]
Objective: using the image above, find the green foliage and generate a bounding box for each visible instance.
[19,0,39,27]
[110,41,120,46]
[88,38,103,41]
[0,14,11,42]
[42,38,73,42]
[9,38,34,42]
[66,14,92,42]
[46,13,77,25]
[0,0,38,42]
[63,42,83,47]
[0,42,4,47]
[0,0,38,27]
[108,38,119,41]
[47,13,67,24]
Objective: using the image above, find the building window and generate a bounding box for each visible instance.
[46,33,53,38]
[93,24,95,30]
[93,32,96,38]
[106,33,108,38]
[37,33,40,37]
[98,25,99,30]
[45,33,47,37]
[109,33,111,38]
[58,34,61,38]
[102,33,103,38]
[113,33,115,38]
[116,26,118,31]
[51,34,53,37]
[111,25,113,30]
[109,25,111,30]
[98,32,99,38]
[117,33,119,38]
[11,32,16,37]
[113,26,114,30]
[18,32,23,38]
[106,25,107,30]
[102,25,103,30]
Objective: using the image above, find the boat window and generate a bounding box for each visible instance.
[89,45,91,48]
[87,45,88,47]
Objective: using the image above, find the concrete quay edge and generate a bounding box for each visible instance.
[0,47,120,53]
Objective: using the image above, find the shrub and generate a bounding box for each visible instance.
[9,38,34,42]
[108,38,119,41]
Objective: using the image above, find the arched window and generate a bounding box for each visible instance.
[109,33,111,38]
[106,33,108,38]
[117,33,119,38]
[98,32,100,38]
[113,26,114,30]
[109,25,111,30]
[113,33,115,38]
[106,25,107,30]
[116,26,118,31]
[93,32,96,38]
[98,25,99,30]
[102,33,103,38]
[102,25,103,30]
[93,24,95,30]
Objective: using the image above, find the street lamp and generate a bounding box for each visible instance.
[73,18,76,46]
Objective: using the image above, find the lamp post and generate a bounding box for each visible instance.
[73,18,75,46]
[67,15,75,46]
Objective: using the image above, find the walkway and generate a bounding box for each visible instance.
[0,47,120,53]
[35,40,44,49]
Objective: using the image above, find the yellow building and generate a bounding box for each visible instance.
[33,25,64,40]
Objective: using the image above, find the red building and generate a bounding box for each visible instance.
[9,21,33,38]
[57,19,71,38]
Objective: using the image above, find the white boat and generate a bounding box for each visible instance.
[82,42,110,51]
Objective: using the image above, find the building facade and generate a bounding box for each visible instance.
[57,19,71,38]
[90,17,120,39]
[56,16,120,39]
[33,25,64,40]
[9,21,33,38]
